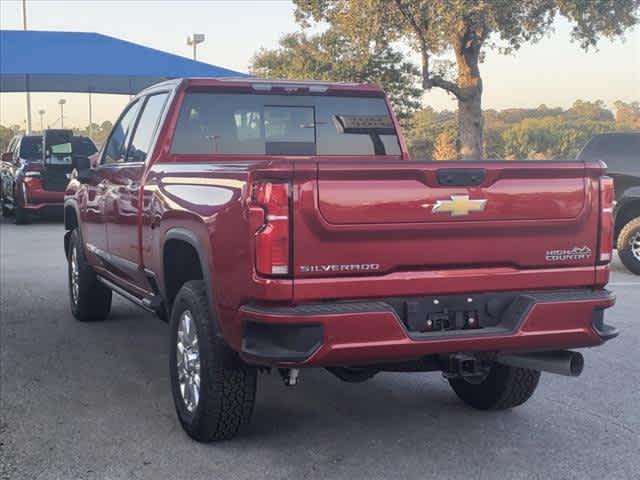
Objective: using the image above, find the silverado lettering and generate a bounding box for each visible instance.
[63,78,618,443]
[299,264,380,273]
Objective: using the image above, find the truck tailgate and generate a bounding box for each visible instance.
[293,161,601,287]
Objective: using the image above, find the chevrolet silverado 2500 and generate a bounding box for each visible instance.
[64,78,618,442]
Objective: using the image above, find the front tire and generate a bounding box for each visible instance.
[67,229,112,321]
[448,363,540,410]
[169,280,257,442]
[14,205,29,225]
[617,216,640,275]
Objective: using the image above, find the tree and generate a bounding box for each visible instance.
[251,31,422,120]
[293,0,639,159]
[614,101,640,129]
[404,107,456,159]
[563,100,614,122]
[433,131,458,160]
[0,125,14,153]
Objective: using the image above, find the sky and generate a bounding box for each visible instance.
[1,0,638,129]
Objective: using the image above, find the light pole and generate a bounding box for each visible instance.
[186,33,205,60]
[58,99,66,128]
[23,0,33,134]
[38,109,46,132]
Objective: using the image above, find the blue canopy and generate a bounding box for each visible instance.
[0,30,247,94]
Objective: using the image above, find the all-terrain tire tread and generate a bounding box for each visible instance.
[68,229,112,322]
[617,216,640,275]
[491,367,541,410]
[171,281,256,442]
[449,363,541,411]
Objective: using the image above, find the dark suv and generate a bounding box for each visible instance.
[577,132,640,274]
[1,132,97,224]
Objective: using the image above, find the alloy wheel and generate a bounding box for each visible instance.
[70,247,79,305]
[631,231,640,262]
[176,310,201,413]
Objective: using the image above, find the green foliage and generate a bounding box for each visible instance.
[250,31,422,119]
[0,125,18,153]
[614,101,640,129]
[405,99,633,160]
[404,107,456,159]
[293,1,640,78]
[0,121,114,152]
[292,0,639,158]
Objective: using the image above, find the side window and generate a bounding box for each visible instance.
[102,100,141,165]
[126,93,169,163]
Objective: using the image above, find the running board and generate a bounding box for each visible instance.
[96,276,161,314]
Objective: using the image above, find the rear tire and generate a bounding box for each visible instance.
[0,195,10,217]
[169,280,257,442]
[617,216,640,275]
[67,229,112,321]
[448,363,540,410]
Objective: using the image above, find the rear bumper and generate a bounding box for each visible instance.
[22,202,64,212]
[238,288,617,367]
[20,178,65,210]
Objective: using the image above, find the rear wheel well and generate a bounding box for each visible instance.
[163,239,204,311]
[615,199,640,242]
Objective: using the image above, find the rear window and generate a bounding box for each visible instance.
[170,92,401,156]
[19,137,43,160]
[578,134,640,173]
[72,137,98,156]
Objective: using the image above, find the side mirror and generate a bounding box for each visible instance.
[1,152,12,163]
[73,156,94,183]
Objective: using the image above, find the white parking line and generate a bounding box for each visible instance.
[608,282,640,287]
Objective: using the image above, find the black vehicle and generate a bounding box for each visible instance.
[0,132,98,224]
[577,132,640,274]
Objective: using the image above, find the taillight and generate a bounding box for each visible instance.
[252,181,290,276]
[23,161,42,176]
[598,176,614,263]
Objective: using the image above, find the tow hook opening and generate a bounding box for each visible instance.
[442,353,492,382]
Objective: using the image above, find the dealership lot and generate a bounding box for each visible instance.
[1,217,638,480]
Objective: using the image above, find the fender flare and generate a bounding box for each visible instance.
[615,187,640,237]
[161,227,218,327]
[63,200,82,257]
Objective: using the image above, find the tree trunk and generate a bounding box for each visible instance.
[454,24,484,160]
[458,89,483,159]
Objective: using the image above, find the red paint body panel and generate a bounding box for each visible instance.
[20,176,65,209]
[64,78,616,369]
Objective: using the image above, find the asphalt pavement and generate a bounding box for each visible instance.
[1,216,638,480]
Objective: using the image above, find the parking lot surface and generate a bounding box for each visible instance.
[1,217,638,480]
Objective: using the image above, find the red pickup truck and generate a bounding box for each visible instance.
[64,78,618,442]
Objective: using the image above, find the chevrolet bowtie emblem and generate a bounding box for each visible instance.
[432,195,487,216]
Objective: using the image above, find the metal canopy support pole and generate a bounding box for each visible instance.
[25,75,32,134]
[23,0,32,134]
[88,92,93,139]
